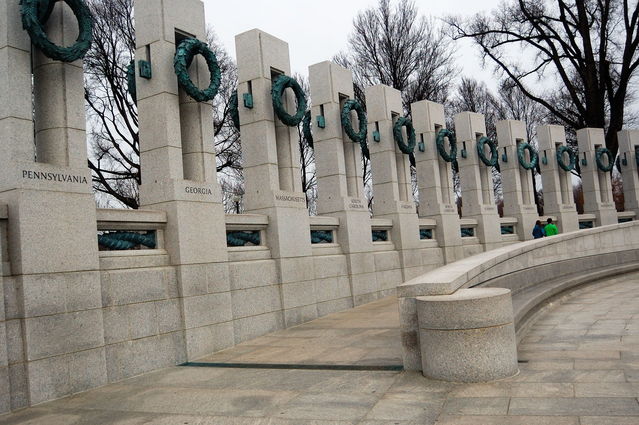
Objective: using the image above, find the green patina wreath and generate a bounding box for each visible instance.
[556,145,576,172]
[436,128,457,162]
[229,90,240,130]
[126,60,136,102]
[393,117,416,155]
[595,147,614,172]
[311,230,333,244]
[271,75,307,126]
[98,232,156,250]
[477,136,498,167]
[302,110,313,149]
[341,99,369,159]
[174,38,221,102]
[341,99,367,143]
[21,0,93,62]
[227,231,260,247]
[517,142,538,170]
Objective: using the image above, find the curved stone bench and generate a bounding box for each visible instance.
[416,288,518,382]
[398,221,639,380]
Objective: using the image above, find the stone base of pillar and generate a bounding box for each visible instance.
[0,167,107,406]
[378,204,423,281]
[430,212,463,263]
[510,207,539,241]
[141,180,230,360]
[319,202,381,307]
[246,191,314,328]
[588,206,619,227]
[545,204,579,233]
[466,208,502,251]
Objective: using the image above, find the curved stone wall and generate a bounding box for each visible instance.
[398,221,639,374]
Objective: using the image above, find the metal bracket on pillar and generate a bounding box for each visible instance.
[373,130,381,142]
[243,93,254,109]
[461,141,467,158]
[581,153,588,167]
[501,147,508,163]
[138,60,152,79]
[542,150,548,165]
[316,115,326,128]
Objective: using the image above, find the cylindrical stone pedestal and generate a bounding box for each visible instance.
[416,288,518,382]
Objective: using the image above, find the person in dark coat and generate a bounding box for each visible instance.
[532,220,545,239]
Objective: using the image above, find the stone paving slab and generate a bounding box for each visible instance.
[196,296,402,367]
[2,274,639,424]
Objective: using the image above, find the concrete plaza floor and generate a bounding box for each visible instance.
[196,296,402,367]
[2,274,639,424]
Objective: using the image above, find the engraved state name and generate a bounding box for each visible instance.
[275,194,306,203]
[348,198,365,209]
[22,170,88,184]
[185,186,213,195]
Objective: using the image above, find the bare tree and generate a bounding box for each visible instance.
[206,30,244,214]
[448,0,639,157]
[207,31,242,179]
[297,124,317,215]
[338,0,457,110]
[221,178,245,214]
[84,0,138,208]
[448,78,500,139]
[291,74,318,215]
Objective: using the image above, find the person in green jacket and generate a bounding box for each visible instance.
[544,217,559,236]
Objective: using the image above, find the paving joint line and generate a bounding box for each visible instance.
[180,362,404,371]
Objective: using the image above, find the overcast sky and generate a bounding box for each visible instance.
[203,0,504,90]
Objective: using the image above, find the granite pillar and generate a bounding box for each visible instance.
[454,112,501,250]
[496,120,539,240]
[235,29,315,326]
[576,128,617,226]
[412,100,462,262]
[366,84,422,280]
[537,125,579,233]
[309,61,378,305]
[136,0,230,360]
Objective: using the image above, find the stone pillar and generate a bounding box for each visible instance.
[618,130,639,217]
[0,0,106,406]
[309,61,377,306]
[576,128,617,226]
[454,112,502,250]
[411,100,462,262]
[496,120,539,240]
[235,29,315,326]
[136,0,230,360]
[537,125,579,233]
[365,84,422,280]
